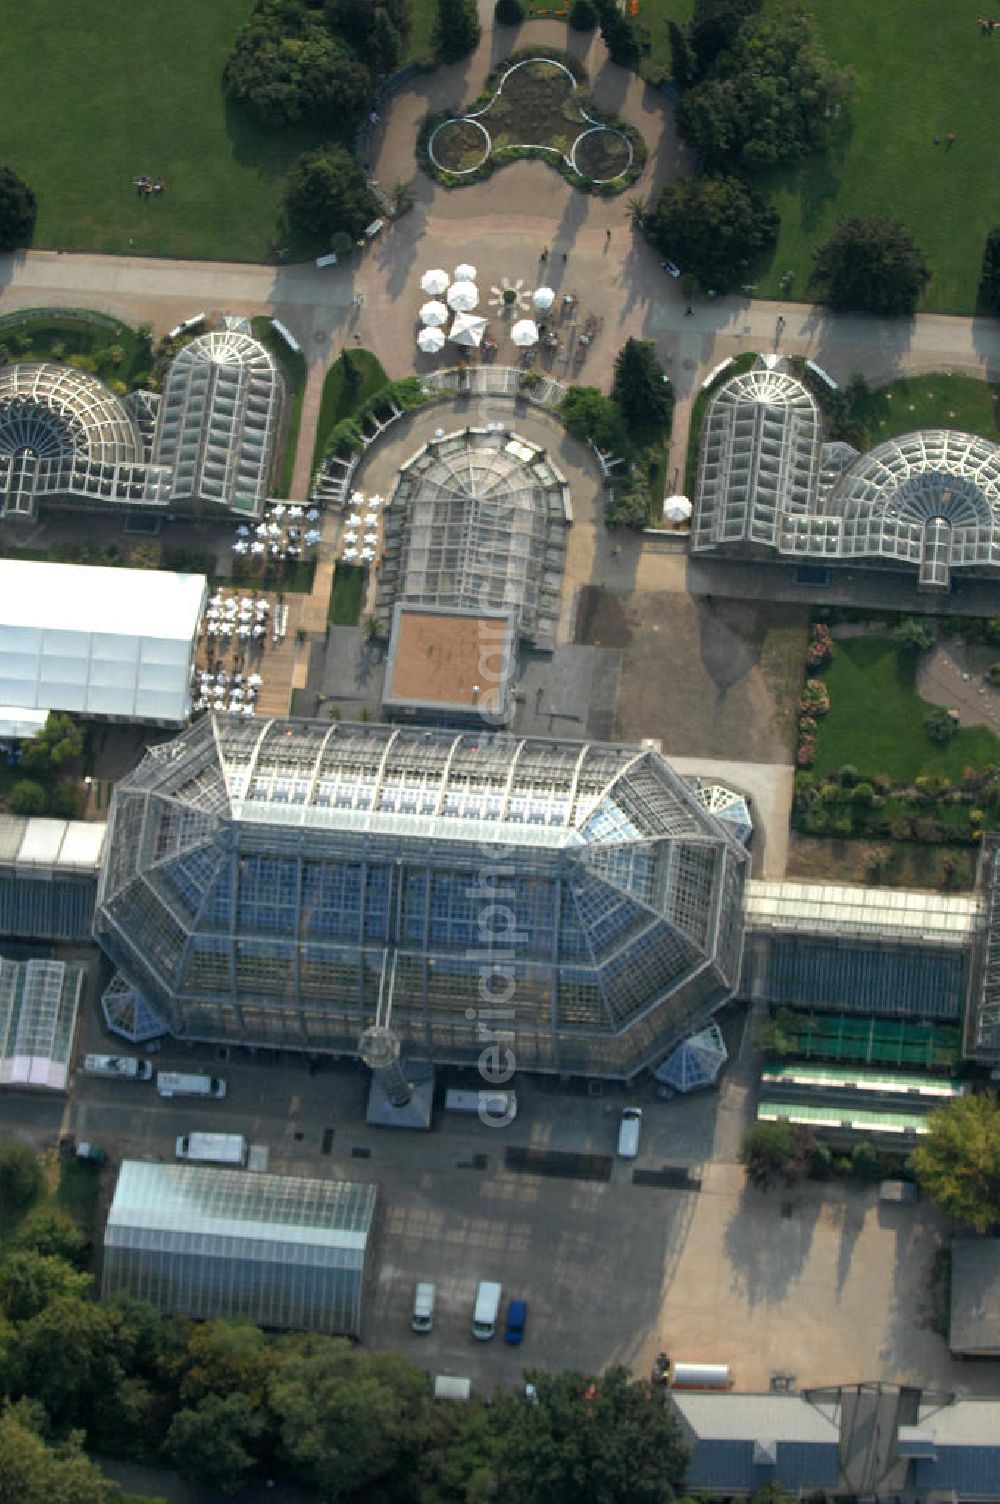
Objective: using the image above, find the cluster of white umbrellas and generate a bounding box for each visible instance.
[419,266,489,351]
[204,592,271,643]
[193,661,264,717]
[341,492,382,564]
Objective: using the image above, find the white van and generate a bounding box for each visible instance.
[433,1375,472,1402]
[83,1054,152,1082]
[617,1106,642,1159]
[444,1089,518,1122]
[175,1132,247,1166]
[412,1282,436,1333]
[472,1281,502,1341]
[157,1071,226,1100]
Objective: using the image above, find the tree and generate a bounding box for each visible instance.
[559,386,631,456]
[811,217,932,316]
[598,2,642,68]
[0,166,36,252]
[0,1253,91,1323]
[569,0,597,29]
[667,21,696,86]
[12,1208,87,1268]
[495,0,524,22]
[9,780,47,817]
[607,471,652,530]
[433,0,480,63]
[0,1140,43,1217]
[225,3,373,131]
[979,227,1000,313]
[677,10,853,173]
[925,706,957,746]
[11,1297,117,1428]
[912,1093,1000,1232]
[19,713,84,778]
[894,616,937,652]
[164,1393,264,1494]
[612,338,673,444]
[326,0,409,73]
[0,1405,114,1504]
[740,1121,817,1187]
[644,174,778,292]
[687,0,760,76]
[179,1319,270,1407]
[268,1339,429,1499]
[487,1366,689,1504]
[284,146,381,248]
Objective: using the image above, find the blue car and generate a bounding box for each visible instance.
[504,1298,528,1345]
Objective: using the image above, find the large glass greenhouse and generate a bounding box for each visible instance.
[94,716,749,1079]
[0,324,281,522]
[102,1161,376,1335]
[374,427,571,649]
[692,358,1000,590]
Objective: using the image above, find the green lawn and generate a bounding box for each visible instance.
[312,349,388,469]
[755,0,1000,311]
[328,564,366,625]
[251,318,306,496]
[3,0,319,261]
[846,373,1000,448]
[812,636,1000,780]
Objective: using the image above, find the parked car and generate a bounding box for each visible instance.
[661,259,681,278]
[504,1298,528,1345]
[412,1282,436,1333]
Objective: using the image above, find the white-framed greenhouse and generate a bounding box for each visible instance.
[0,954,84,1090]
[102,1161,377,1335]
[151,329,282,516]
[374,427,571,649]
[0,361,170,520]
[692,358,1000,590]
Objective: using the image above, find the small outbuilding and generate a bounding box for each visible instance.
[670,1392,841,1495]
[949,1239,1000,1357]
[102,1161,377,1337]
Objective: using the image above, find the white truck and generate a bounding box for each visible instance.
[157,1071,227,1099]
[83,1054,153,1081]
[444,1089,517,1122]
[472,1281,502,1341]
[175,1132,247,1166]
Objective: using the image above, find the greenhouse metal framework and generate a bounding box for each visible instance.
[969,843,1000,1056]
[0,955,84,1090]
[102,1161,376,1336]
[94,715,748,1079]
[374,427,571,649]
[692,360,1000,590]
[0,326,281,522]
[151,329,282,516]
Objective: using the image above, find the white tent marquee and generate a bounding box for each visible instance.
[0,559,206,725]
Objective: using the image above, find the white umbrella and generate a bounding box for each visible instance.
[306,508,320,520]
[447,279,479,312]
[289,505,303,518]
[420,268,449,295]
[347,513,361,526]
[454,263,477,282]
[420,300,448,327]
[663,495,693,522]
[344,531,358,544]
[511,319,539,347]
[251,541,265,554]
[255,523,268,537]
[533,286,555,311]
[369,494,383,506]
[236,524,250,536]
[449,312,487,347]
[232,541,248,553]
[343,547,358,561]
[364,532,378,544]
[270,502,286,517]
[268,522,281,537]
[248,674,263,687]
[417,326,445,354]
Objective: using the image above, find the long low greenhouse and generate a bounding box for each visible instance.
[102,1161,377,1337]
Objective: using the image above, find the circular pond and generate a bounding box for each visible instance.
[429,118,491,174]
[571,126,633,183]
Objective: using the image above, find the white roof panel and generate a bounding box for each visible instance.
[672,1392,841,1443]
[17,819,68,865]
[0,559,206,640]
[0,561,204,724]
[57,821,107,870]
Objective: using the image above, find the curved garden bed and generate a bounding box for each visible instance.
[418,49,645,195]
